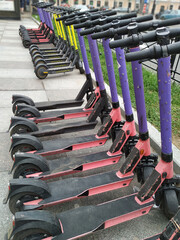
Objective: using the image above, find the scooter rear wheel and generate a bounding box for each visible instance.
[16,110,36,118]
[10,124,33,136]
[12,100,28,114]
[12,229,51,240]
[9,192,41,214]
[23,40,30,48]
[13,163,41,179]
[11,144,36,160]
[32,54,43,63]
[35,64,48,80]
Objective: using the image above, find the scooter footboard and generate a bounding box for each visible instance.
[137,169,162,202]
[54,193,154,240]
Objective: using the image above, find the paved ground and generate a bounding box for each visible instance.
[0,15,171,239]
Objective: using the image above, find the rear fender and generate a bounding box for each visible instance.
[12,94,34,106]
[10,210,61,239]
[7,178,51,201]
[15,104,40,117]
[11,153,49,173]
[9,117,38,132]
[10,134,43,152]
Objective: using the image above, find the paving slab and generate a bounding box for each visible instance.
[0,108,13,132]
[0,90,48,108]
[0,68,36,79]
[43,69,85,90]
[0,172,12,238]
[0,77,43,91]
[46,89,82,101]
[0,61,33,69]
[0,132,12,169]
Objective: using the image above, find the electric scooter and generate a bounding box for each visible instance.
[21,4,56,48]
[144,209,180,240]
[5,27,180,240]
[9,34,111,159]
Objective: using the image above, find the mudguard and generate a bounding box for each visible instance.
[34,58,46,66]
[8,210,62,239]
[31,49,42,56]
[4,178,51,203]
[15,104,41,117]
[12,94,35,106]
[9,116,38,132]
[10,134,43,152]
[10,152,49,173]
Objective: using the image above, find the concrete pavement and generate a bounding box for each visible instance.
[0,15,173,239]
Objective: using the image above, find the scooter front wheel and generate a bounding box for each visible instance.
[11,144,36,160]
[161,189,179,219]
[12,228,51,240]
[9,192,41,214]
[140,166,154,185]
[13,163,41,179]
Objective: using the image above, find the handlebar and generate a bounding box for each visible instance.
[125,40,180,62]
[66,10,117,26]
[109,27,180,48]
[73,11,136,29]
[89,15,152,38]
[92,17,180,40]
[59,8,99,21]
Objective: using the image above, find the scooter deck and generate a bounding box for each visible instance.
[36,151,122,179]
[34,108,92,122]
[35,134,109,156]
[52,193,154,240]
[35,99,83,111]
[23,170,134,209]
[144,235,160,240]
[30,120,98,137]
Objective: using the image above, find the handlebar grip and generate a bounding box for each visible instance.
[135,14,153,23]
[74,20,91,29]
[158,17,180,28]
[125,48,152,62]
[119,12,137,19]
[167,41,180,55]
[92,28,115,39]
[109,36,135,49]
[65,16,87,25]
[80,27,95,36]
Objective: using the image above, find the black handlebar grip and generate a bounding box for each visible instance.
[80,27,95,36]
[74,20,92,29]
[125,48,152,62]
[167,41,180,55]
[109,36,135,49]
[92,28,115,39]
[135,14,153,23]
[158,17,180,28]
